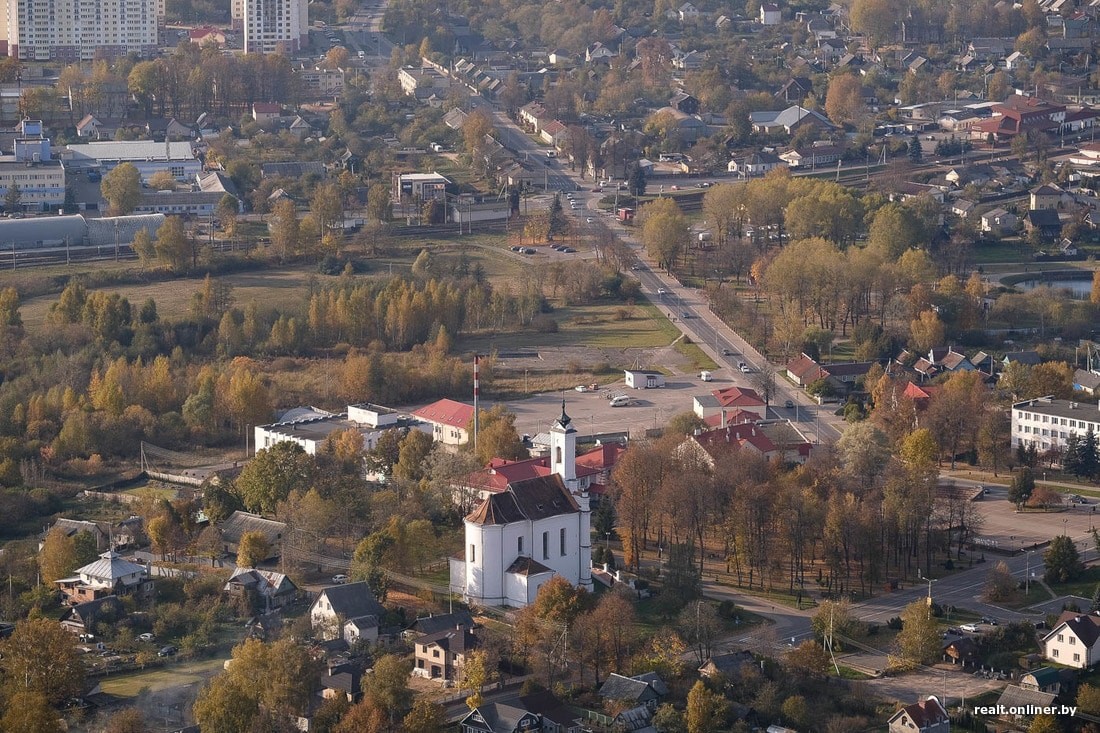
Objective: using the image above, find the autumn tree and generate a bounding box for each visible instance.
[1,690,63,733]
[392,429,434,482]
[270,198,301,262]
[467,405,526,465]
[104,709,148,733]
[236,530,271,568]
[640,196,687,273]
[154,216,191,273]
[402,699,446,733]
[824,73,865,127]
[234,441,316,516]
[1,618,85,705]
[101,162,142,215]
[460,649,490,709]
[148,170,177,191]
[132,228,156,270]
[361,654,413,726]
[38,527,97,583]
[909,310,945,354]
[685,680,730,733]
[985,561,1018,602]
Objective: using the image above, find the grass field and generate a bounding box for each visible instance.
[97,657,227,697]
[458,301,684,353]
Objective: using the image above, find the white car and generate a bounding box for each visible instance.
[331,574,348,584]
[139,633,155,642]
[960,623,980,633]
[657,288,667,295]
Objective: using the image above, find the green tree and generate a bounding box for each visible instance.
[236,530,271,567]
[4,182,22,213]
[393,430,434,481]
[1,618,85,705]
[685,680,730,733]
[361,654,413,725]
[1008,467,1035,508]
[1044,535,1084,584]
[1077,683,1100,715]
[147,170,176,191]
[234,441,316,516]
[653,704,686,733]
[628,163,647,196]
[666,411,707,436]
[367,184,392,225]
[100,162,142,215]
[896,598,940,666]
[908,136,923,163]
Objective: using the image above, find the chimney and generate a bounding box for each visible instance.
[614,569,622,582]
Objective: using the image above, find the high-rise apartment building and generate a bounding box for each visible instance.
[239,0,307,55]
[5,0,158,60]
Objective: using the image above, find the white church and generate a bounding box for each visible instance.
[450,402,593,608]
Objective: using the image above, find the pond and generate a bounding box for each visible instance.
[1016,278,1094,299]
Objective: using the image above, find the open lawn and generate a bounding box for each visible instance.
[97,657,227,697]
[459,301,684,353]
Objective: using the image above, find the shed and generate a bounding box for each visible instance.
[624,370,665,389]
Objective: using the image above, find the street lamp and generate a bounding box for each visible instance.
[918,569,937,614]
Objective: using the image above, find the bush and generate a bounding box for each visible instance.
[530,314,559,333]
[887,616,903,630]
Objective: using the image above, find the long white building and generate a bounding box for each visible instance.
[450,402,593,608]
[1011,396,1100,453]
[240,0,307,54]
[4,0,157,60]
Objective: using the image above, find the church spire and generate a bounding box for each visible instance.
[556,398,572,430]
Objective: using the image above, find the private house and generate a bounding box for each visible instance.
[1031,184,1067,210]
[693,386,766,421]
[585,42,616,64]
[145,117,193,141]
[412,398,475,446]
[760,2,781,25]
[412,626,479,680]
[407,611,475,637]
[320,657,367,703]
[218,511,286,562]
[310,582,387,643]
[459,703,542,733]
[251,102,283,125]
[46,518,109,551]
[1043,610,1100,667]
[56,551,152,605]
[1012,397,1100,454]
[450,404,593,608]
[980,207,1018,235]
[1004,351,1041,368]
[599,672,668,730]
[224,568,298,613]
[774,77,814,104]
[785,353,876,391]
[699,651,756,679]
[749,105,834,135]
[972,95,1065,140]
[780,144,843,169]
[670,91,700,115]
[996,686,1058,725]
[60,595,126,636]
[624,370,665,389]
[887,696,949,733]
[1074,369,1100,395]
[1020,667,1070,695]
[951,199,976,218]
[1024,208,1063,240]
[727,151,784,177]
[678,2,700,22]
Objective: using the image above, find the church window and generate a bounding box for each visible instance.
[542,532,549,559]
[555,446,562,464]
[518,536,523,554]
[560,528,566,556]
[470,544,476,563]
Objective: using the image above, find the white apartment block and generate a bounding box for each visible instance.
[242,0,307,55]
[5,0,157,61]
[1011,396,1100,452]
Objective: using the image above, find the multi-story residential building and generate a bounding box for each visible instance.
[1011,396,1100,452]
[241,0,307,55]
[5,0,157,61]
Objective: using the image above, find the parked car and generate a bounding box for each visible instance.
[331,574,348,584]
[158,646,178,657]
[959,624,980,633]
[138,633,155,642]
